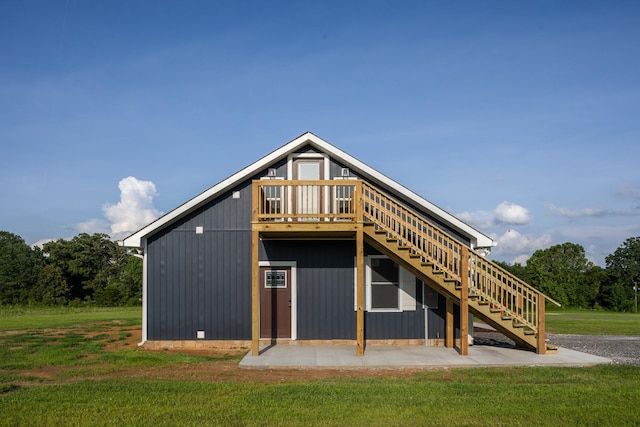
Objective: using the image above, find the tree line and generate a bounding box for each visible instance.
[495,238,640,311]
[1,230,639,310]
[0,231,141,306]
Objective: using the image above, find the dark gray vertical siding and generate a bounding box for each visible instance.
[260,240,356,340]
[146,144,463,342]
[364,306,425,340]
[146,178,254,341]
[427,294,446,340]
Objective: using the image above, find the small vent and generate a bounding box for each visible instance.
[341,168,350,177]
[268,168,277,177]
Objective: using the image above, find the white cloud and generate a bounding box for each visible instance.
[456,201,532,230]
[32,238,56,249]
[545,202,621,218]
[494,201,532,225]
[102,176,163,240]
[76,218,110,234]
[489,229,552,264]
[456,210,495,229]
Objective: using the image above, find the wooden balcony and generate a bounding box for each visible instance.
[251,180,363,237]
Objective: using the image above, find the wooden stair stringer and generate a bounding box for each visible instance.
[362,225,539,352]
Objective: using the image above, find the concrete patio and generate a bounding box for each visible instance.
[239,344,612,370]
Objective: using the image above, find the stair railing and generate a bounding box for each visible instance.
[361,182,558,333]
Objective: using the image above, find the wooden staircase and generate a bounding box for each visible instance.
[360,182,560,354]
[251,179,560,354]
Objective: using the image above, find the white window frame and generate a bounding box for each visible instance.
[353,256,417,313]
[366,255,401,312]
[264,270,287,289]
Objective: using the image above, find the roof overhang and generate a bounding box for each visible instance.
[122,132,495,250]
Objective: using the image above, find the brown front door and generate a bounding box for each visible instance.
[259,266,292,338]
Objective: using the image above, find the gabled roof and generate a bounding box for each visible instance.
[122,132,495,249]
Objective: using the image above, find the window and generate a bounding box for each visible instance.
[355,256,417,312]
[265,270,287,288]
[369,257,400,311]
[334,185,354,215]
[262,184,282,215]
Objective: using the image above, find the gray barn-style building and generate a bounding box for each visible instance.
[123,132,554,355]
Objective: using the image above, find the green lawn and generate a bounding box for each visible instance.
[1,366,639,426]
[0,306,141,331]
[546,309,640,335]
[1,307,639,426]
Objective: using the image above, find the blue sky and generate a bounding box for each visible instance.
[1,1,639,266]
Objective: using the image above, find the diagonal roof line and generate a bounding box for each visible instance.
[122,132,494,249]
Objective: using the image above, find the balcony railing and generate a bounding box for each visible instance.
[252,180,362,223]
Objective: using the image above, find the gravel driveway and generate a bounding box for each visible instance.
[474,330,640,366]
[548,334,640,366]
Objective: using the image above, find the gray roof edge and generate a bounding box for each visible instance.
[122,132,495,249]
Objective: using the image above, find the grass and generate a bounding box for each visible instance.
[546,308,640,335]
[0,306,141,331]
[1,366,639,426]
[1,307,639,426]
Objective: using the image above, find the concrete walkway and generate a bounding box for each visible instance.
[239,344,612,370]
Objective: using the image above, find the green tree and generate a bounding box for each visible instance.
[525,242,597,308]
[602,236,640,311]
[0,231,44,305]
[94,256,142,306]
[494,260,530,283]
[42,233,128,302]
[31,264,70,305]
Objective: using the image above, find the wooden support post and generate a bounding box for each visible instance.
[445,297,454,348]
[460,247,469,356]
[536,292,546,354]
[251,229,260,356]
[356,224,365,356]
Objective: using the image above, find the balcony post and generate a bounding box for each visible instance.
[445,297,454,348]
[460,246,469,356]
[536,293,546,354]
[251,228,260,356]
[356,224,365,356]
[355,181,365,355]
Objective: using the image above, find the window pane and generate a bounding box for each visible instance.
[371,283,399,309]
[370,258,398,283]
[265,270,287,288]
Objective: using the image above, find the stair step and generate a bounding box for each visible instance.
[374,230,387,235]
[478,299,489,305]
[397,246,410,251]
[409,254,421,259]
[490,308,501,313]
[524,328,536,336]
[363,222,375,227]
[421,262,434,267]
[512,321,526,328]
[501,314,512,321]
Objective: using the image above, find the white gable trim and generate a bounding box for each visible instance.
[122,132,494,249]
